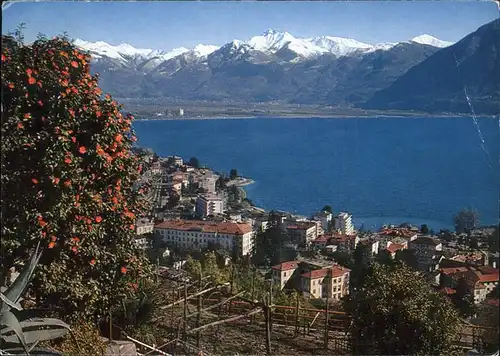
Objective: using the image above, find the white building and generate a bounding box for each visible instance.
[196,194,224,218]
[134,236,150,250]
[154,220,255,257]
[334,212,354,235]
[135,218,154,235]
[199,171,218,194]
[313,211,333,231]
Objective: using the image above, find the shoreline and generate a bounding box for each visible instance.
[134,113,497,121]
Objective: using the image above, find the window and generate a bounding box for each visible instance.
[284,272,287,277]
[313,289,316,294]
[313,280,315,285]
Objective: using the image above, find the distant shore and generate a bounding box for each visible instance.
[134,112,489,122]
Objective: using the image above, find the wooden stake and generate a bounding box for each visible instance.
[250,268,256,324]
[187,307,263,334]
[196,272,202,347]
[264,295,272,355]
[269,281,273,334]
[324,297,329,350]
[294,294,300,337]
[182,282,187,341]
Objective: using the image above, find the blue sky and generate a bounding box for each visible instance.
[2,1,498,51]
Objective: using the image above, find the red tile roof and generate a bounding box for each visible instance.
[155,220,253,235]
[313,235,331,243]
[439,287,457,295]
[410,236,441,246]
[331,234,357,242]
[478,273,499,283]
[272,261,299,272]
[386,243,404,254]
[483,299,500,307]
[301,265,351,279]
[287,222,316,231]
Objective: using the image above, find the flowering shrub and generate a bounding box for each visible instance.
[1,35,153,322]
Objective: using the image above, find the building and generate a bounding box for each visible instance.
[334,212,354,235]
[286,222,319,247]
[301,265,351,300]
[134,236,150,250]
[198,170,218,194]
[196,194,224,218]
[330,233,359,253]
[450,252,489,267]
[408,236,443,272]
[385,242,406,258]
[154,220,255,257]
[358,238,380,255]
[167,156,184,166]
[135,218,154,235]
[312,211,333,232]
[439,265,499,304]
[312,235,331,250]
[272,261,299,290]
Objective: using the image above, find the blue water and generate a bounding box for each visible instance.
[133,117,500,231]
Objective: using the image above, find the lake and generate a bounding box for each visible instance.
[133,117,500,231]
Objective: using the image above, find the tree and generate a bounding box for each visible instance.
[1,36,152,322]
[344,263,462,355]
[188,157,200,169]
[321,205,332,213]
[229,168,238,180]
[469,235,479,250]
[352,244,374,289]
[451,277,476,318]
[488,225,499,253]
[420,224,429,234]
[253,215,291,267]
[395,249,418,270]
[453,208,480,234]
[215,175,226,192]
[167,192,180,209]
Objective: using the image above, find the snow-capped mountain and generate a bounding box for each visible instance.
[409,34,453,48]
[75,28,459,105]
[74,30,453,66]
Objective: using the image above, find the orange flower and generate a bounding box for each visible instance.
[1,54,6,61]
[37,100,43,107]
[120,266,127,274]
[71,137,77,143]
[60,51,68,58]
[39,220,47,228]
[129,224,135,230]
[64,180,71,187]
[90,259,96,265]
[95,216,102,223]
[17,122,24,129]
[24,113,31,119]
[96,111,102,118]
[53,177,60,185]
[8,83,14,89]
[48,241,55,249]
[64,157,72,164]
[26,68,33,77]
[72,237,80,243]
[79,146,87,154]
[37,81,43,88]
[71,61,79,68]
[31,178,38,184]
[51,235,57,242]
[114,134,123,143]
[71,246,78,253]
[28,77,36,85]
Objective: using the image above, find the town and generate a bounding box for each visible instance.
[132,148,499,311]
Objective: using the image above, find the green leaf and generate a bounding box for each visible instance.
[0,293,22,311]
[0,309,29,354]
[4,241,42,306]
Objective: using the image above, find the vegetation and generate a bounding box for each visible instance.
[1,35,153,322]
[453,208,480,233]
[420,224,429,234]
[0,243,71,355]
[229,169,238,180]
[252,213,295,267]
[344,263,462,355]
[188,157,200,169]
[321,205,332,213]
[451,277,476,318]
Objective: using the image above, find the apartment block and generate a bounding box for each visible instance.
[196,194,224,218]
[154,220,255,257]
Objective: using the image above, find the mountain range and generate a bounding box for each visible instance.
[75,19,499,115]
